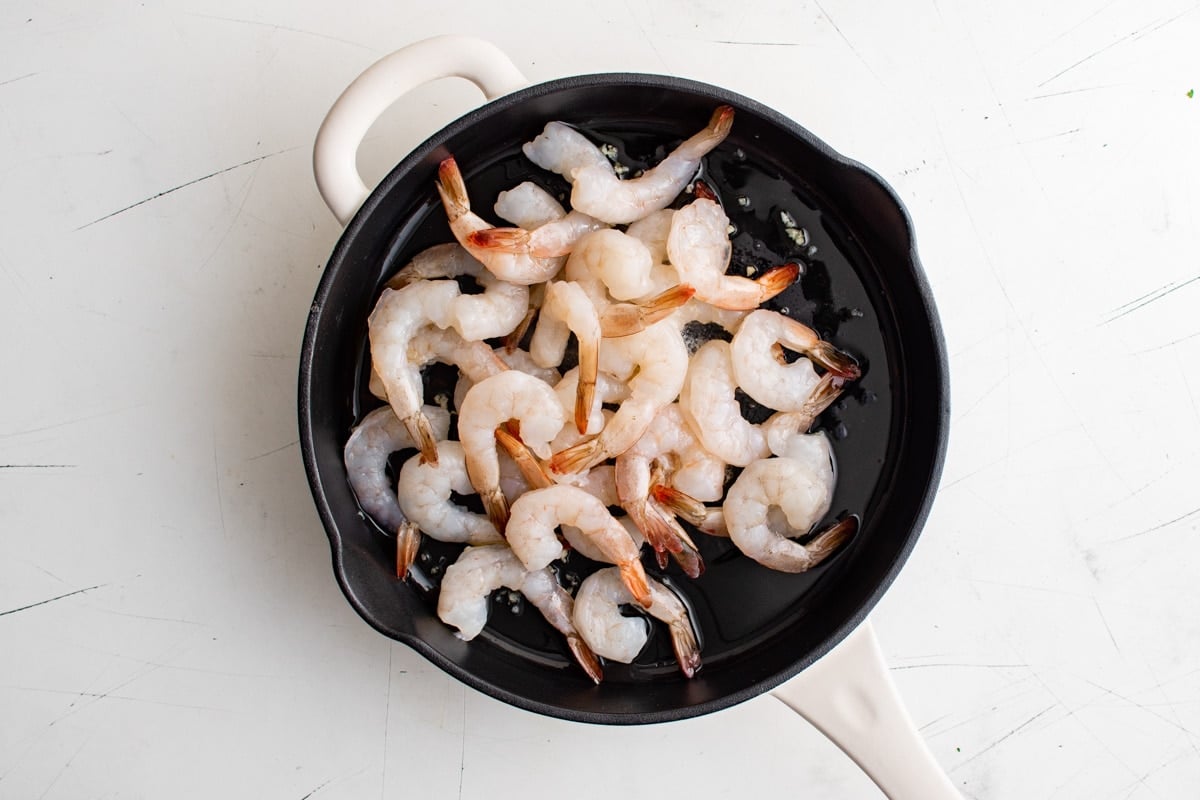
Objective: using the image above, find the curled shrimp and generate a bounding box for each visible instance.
[506,485,652,607]
[551,320,689,475]
[437,545,603,683]
[385,243,528,342]
[573,567,702,678]
[396,441,505,546]
[368,281,463,464]
[526,107,735,225]
[466,211,606,260]
[723,431,858,572]
[458,371,565,533]
[553,368,629,436]
[452,346,559,414]
[528,281,600,433]
[667,197,798,310]
[730,309,860,410]
[566,229,657,302]
[678,340,770,467]
[344,404,451,578]
[436,157,562,285]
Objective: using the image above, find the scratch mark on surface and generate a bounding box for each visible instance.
[457,689,467,800]
[1,405,143,440]
[212,434,229,540]
[893,662,1031,671]
[35,736,88,800]
[1093,597,1120,652]
[8,685,231,713]
[1107,506,1200,543]
[298,778,333,800]
[1039,6,1198,88]
[380,646,393,800]
[813,0,885,85]
[1130,328,1200,355]
[1018,128,1082,145]
[75,146,301,230]
[0,464,76,469]
[0,72,38,87]
[959,704,1056,766]
[1027,85,1115,101]
[1103,275,1200,325]
[708,40,800,46]
[1080,678,1197,736]
[0,585,106,618]
[247,439,299,462]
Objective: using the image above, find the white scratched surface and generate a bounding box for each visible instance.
[2,1,1198,797]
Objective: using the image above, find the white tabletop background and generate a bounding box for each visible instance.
[3,1,1199,798]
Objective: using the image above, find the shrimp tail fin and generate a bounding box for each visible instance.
[403,411,441,466]
[808,340,861,380]
[795,373,847,429]
[708,105,735,141]
[436,157,470,220]
[650,484,708,526]
[639,502,705,579]
[600,284,696,337]
[503,305,538,353]
[566,634,605,684]
[804,516,858,567]
[575,336,599,435]
[466,227,530,253]
[754,263,800,303]
[668,620,702,678]
[481,486,510,538]
[395,521,421,580]
[549,436,604,475]
[692,180,719,202]
[679,106,735,159]
[619,560,654,609]
[494,427,554,490]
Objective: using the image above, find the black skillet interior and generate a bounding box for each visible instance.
[299,74,949,724]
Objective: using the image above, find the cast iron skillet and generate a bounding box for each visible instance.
[300,39,949,728]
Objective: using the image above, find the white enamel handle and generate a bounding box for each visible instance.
[313,35,529,226]
[772,621,961,799]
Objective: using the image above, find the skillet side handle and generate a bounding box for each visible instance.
[771,621,962,799]
[313,35,528,226]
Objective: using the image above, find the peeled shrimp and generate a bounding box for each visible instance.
[678,340,770,467]
[436,157,562,284]
[467,211,606,260]
[527,107,735,225]
[723,431,857,572]
[551,320,689,475]
[368,281,462,463]
[494,181,566,229]
[529,281,600,433]
[573,567,701,678]
[437,545,602,683]
[458,371,565,533]
[396,441,505,546]
[553,368,629,437]
[667,197,798,310]
[385,243,527,342]
[452,346,560,414]
[731,309,860,410]
[506,485,652,607]
[344,404,451,578]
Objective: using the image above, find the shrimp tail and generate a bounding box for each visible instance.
[808,340,862,380]
[435,157,470,221]
[668,620,702,678]
[549,436,605,475]
[466,227,530,253]
[403,411,441,466]
[495,427,554,489]
[796,373,847,427]
[503,305,538,353]
[395,521,421,580]
[575,335,599,435]
[566,634,605,684]
[679,106,735,159]
[481,486,510,537]
[599,284,697,337]
[635,501,705,579]
[692,180,719,202]
[650,484,708,526]
[619,560,654,609]
[803,516,858,567]
[754,263,800,302]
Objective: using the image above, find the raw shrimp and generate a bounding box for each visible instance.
[565,229,657,302]
[527,106,735,225]
[452,346,559,415]
[723,431,857,572]
[494,181,566,229]
[396,441,505,546]
[437,545,602,683]
[730,309,860,410]
[553,368,629,436]
[550,320,689,475]
[467,211,606,259]
[368,281,462,464]
[529,281,600,433]
[435,157,562,284]
[385,243,528,342]
[344,404,451,578]
[678,340,769,467]
[506,485,652,608]
[667,197,798,310]
[458,371,565,534]
[599,285,695,338]
[409,326,507,384]
[573,567,702,678]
